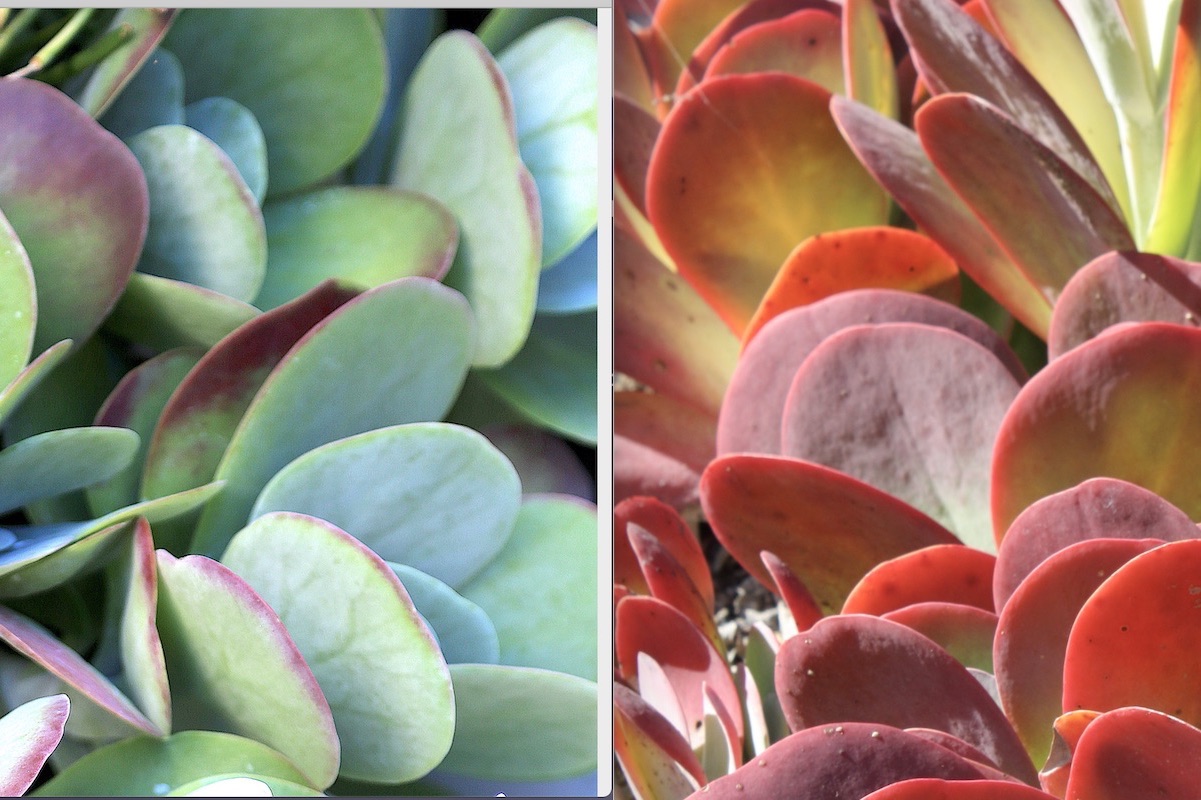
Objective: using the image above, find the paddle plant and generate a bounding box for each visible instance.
[616,0,1201,796]
[0,6,598,796]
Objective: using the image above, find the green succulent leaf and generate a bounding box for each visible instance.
[222,512,456,784]
[256,187,457,311]
[477,8,598,53]
[191,277,474,557]
[104,273,260,353]
[459,495,598,680]
[184,96,269,205]
[498,18,597,268]
[168,774,324,796]
[0,211,36,391]
[0,694,68,797]
[388,562,500,665]
[97,48,184,139]
[128,124,267,303]
[116,518,172,737]
[0,427,139,517]
[155,551,339,789]
[250,422,520,588]
[537,230,597,314]
[437,664,597,782]
[391,31,541,368]
[68,8,178,118]
[33,730,313,797]
[0,78,147,354]
[163,8,387,197]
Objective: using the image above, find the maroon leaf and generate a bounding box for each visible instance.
[775,614,1037,784]
[761,551,823,631]
[863,777,1057,799]
[614,496,713,607]
[614,95,660,217]
[1063,707,1201,799]
[882,602,997,673]
[628,526,721,651]
[615,391,717,511]
[843,545,996,615]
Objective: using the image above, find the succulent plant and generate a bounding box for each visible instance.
[616,0,1201,797]
[0,6,598,796]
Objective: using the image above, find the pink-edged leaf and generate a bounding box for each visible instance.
[882,602,997,673]
[629,526,722,652]
[614,495,713,606]
[991,323,1201,541]
[775,614,1038,784]
[895,0,1123,219]
[781,323,1021,552]
[0,694,69,796]
[864,778,1057,799]
[1063,707,1201,799]
[830,96,1052,336]
[615,596,743,748]
[1040,709,1098,798]
[760,551,823,632]
[684,723,992,800]
[995,537,1161,769]
[700,683,742,775]
[702,454,960,613]
[0,78,148,354]
[615,226,738,416]
[1063,539,1201,728]
[142,280,356,503]
[71,9,179,117]
[614,682,705,797]
[916,94,1135,309]
[116,518,172,736]
[843,545,996,615]
[635,0,747,116]
[1048,250,1201,359]
[719,288,1025,457]
[741,227,961,347]
[843,0,898,118]
[0,606,159,737]
[615,391,716,511]
[647,72,887,334]
[614,95,660,218]
[637,652,690,744]
[703,10,845,93]
[993,477,1198,611]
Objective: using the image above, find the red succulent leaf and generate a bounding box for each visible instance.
[1062,540,1201,728]
[614,95,661,218]
[646,72,888,335]
[629,526,722,651]
[760,551,823,631]
[1063,707,1201,799]
[995,538,1162,774]
[614,682,706,796]
[683,723,993,800]
[902,729,1001,772]
[634,0,747,117]
[864,778,1057,799]
[893,0,1121,218]
[615,496,713,607]
[616,0,655,111]
[719,288,1024,458]
[831,96,1052,336]
[915,94,1135,312]
[991,323,1201,541]
[883,602,997,673]
[844,545,996,615]
[741,227,960,346]
[615,391,717,511]
[616,596,744,747]
[780,322,1021,551]
[703,9,845,91]
[775,615,1038,784]
[993,477,1198,610]
[1048,251,1201,359]
[701,454,960,614]
[1040,710,1099,798]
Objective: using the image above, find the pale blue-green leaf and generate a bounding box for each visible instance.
[351,8,443,186]
[104,272,260,352]
[477,310,597,444]
[184,97,269,204]
[68,9,178,117]
[155,552,339,789]
[250,422,519,587]
[0,694,68,797]
[0,341,71,433]
[191,278,474,557]
[0,427,138,516]
[98,48,184,139]
[388,562,500,664]
[163,8,387,196]
[222,513,454,783]
[128,125,267,303]
[391,31,541,368]
[0,482,223,598]
[170,774,324,796]
[436,664,596,781]
[32,731,313,797]
[256,187,456,311]
[459,495,598,680]
[499,19,598,267]
[477,8,598,53]
[536,230,597,314]
[0,210,35,390]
